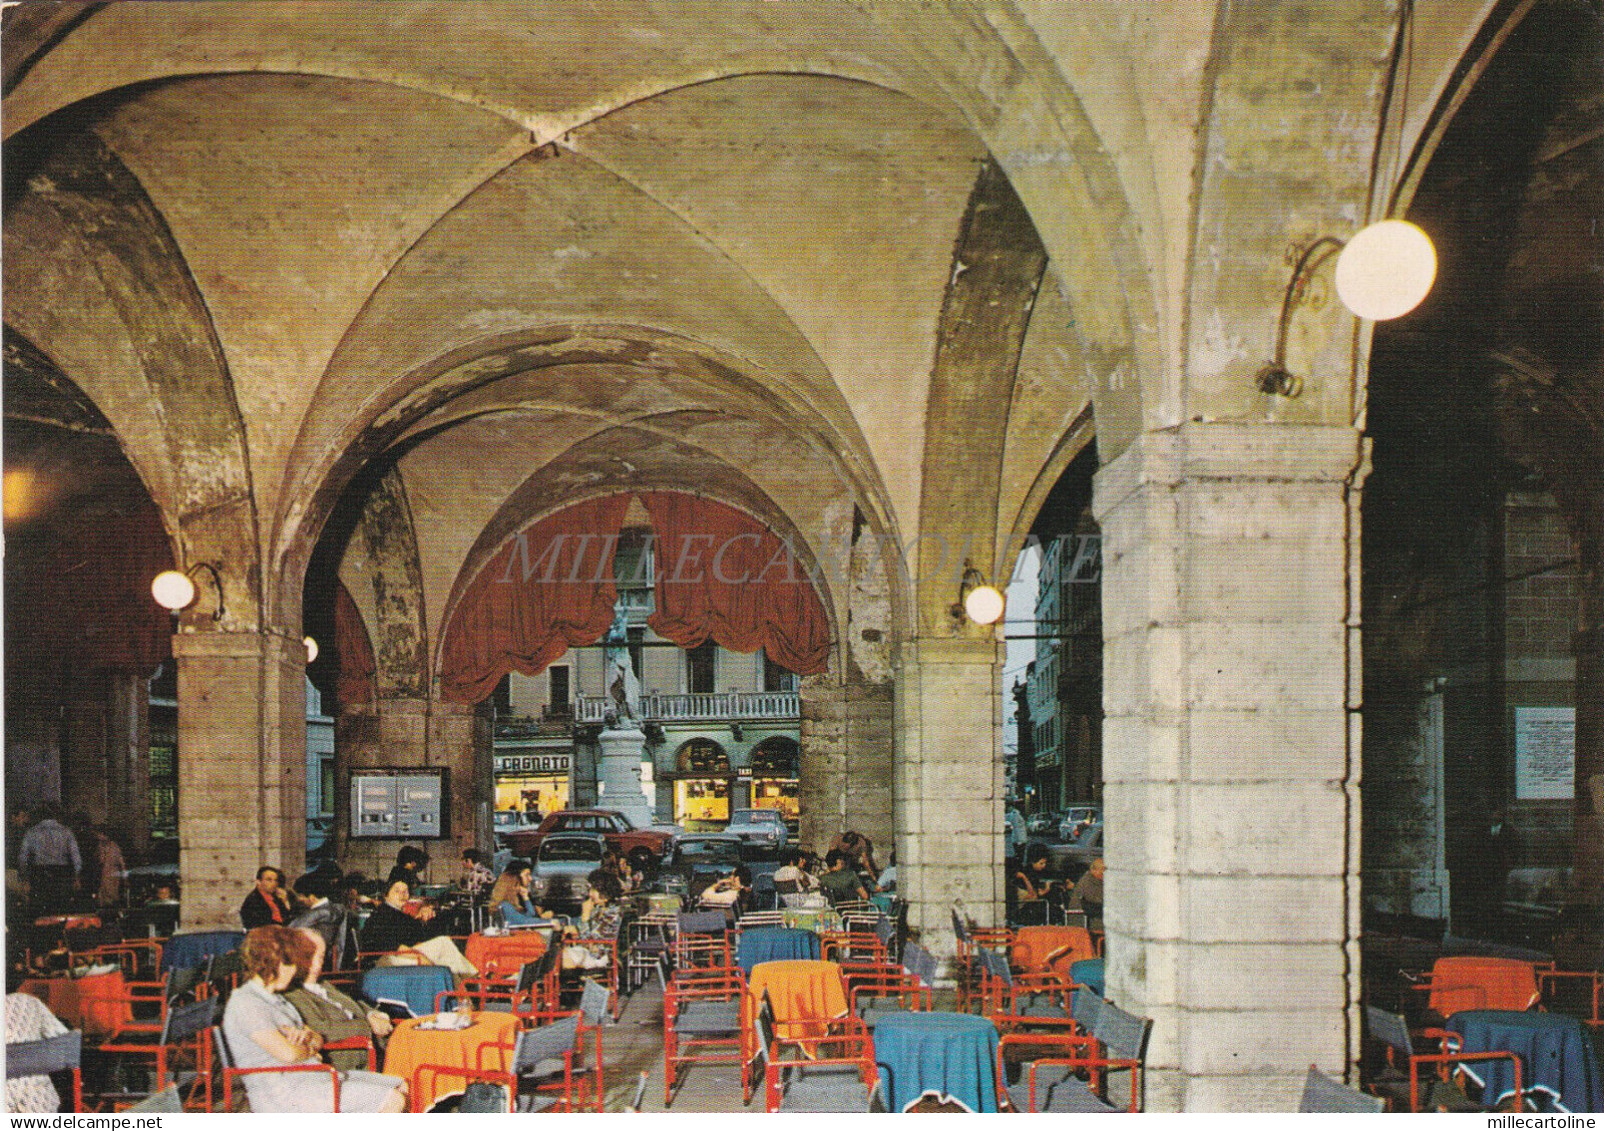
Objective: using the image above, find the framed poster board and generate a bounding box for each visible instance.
[350,768,449,839]
[1514,707,1575,801]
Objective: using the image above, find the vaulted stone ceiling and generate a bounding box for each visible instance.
[3,0,1504,664]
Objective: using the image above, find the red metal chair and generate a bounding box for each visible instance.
[659,957,749,1106]
[415,1011,583,1112]
[1539,968,1604,1028]
[95,996,217,1112]
[5,1030,83,1113]
[213,1026,342,1113]
[1365,1005,1524,1112]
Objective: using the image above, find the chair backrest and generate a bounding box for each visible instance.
[1091,1002,1151,1062]
[1299,1065,1385,1113]
[211,1026,235,1070]
[980,948,1012,986]
[875,914,895,947]
[1364,1005,1414,1058]
[163,995,221,1045]
[950,908,970,944]
[5,1030,81,1077]
[677,910,728,936]
[515,959,544,995]
[126,1084,183,1113]
[168,959,211,1001]
[750,990,777,1070]
[1071,989,1104,1032]
[512,1013,582,1075]
[578,978,610,1026]
[459,1082,511,1113]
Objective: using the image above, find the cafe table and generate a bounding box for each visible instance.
[361,965,457,1018]
[873,1010,1001,1113]
[1011,925,1096,976]
[1426,955,1541,1017]
[736,927,820,974]
[780,906,843,934]
[1447,1009,1603,1112]
[383,1010,521,1110]
[18,971,134,1038]
[464,930,547,978]
[1070,958,1105,998]
[747,960,849,1048]
[160,930,245,973]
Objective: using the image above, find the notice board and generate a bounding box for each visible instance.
[351,768,449,838]
[1514,707,1575,801]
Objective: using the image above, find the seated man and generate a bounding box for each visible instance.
[289,872,349,970]
[819,850,869,906]
[283,928,391,1070]
[771,850,819,894]
[239,866,292,929]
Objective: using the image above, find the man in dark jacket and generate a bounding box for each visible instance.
[239,866,292,928]
[290,871,350,969]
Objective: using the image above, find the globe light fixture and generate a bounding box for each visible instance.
[151,570,197,611]
[304,635,319,663]
[964,584,1006,626]
[1334,219,1436,322]
[150,562,225,619]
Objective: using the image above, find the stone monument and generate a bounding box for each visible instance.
[597,604,654,826]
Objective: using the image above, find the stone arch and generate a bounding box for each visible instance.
[3,112,259,628]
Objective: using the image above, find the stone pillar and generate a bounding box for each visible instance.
[895,636,1006,960]
[1092,424,1364,1111]
[798,675,846,849]
[105,670,153,862]
[845,680,896,857]
[335,696,489,883]
[175,631,306,930]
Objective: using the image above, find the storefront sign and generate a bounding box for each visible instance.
[495,752,571,776]
[1515,707,1574,800]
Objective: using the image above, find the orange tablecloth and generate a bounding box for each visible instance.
[1427,956,1541,1017]
[383,1010,520,1109]
[464,931,548,977]
[747,959,848,1047]
[1010,926,1096,977]
[19,971,133,1037]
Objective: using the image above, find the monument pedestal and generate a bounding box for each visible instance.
[597,725,655,827]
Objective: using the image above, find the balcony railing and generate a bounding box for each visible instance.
[576,690,799,724]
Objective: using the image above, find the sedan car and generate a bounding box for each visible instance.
[655,833,744,901]
[724,808,789,852]
[1026,811,1060,837]
[528,831,607,913]
[1058,806,1102,841]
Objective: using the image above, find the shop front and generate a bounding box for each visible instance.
[748,736,800,824]
[673,738,731,830]
[494,749,571,822]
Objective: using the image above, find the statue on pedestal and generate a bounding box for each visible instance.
[602,603,640,728]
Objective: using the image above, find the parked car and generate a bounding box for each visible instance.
[1026,811,1061,837]
[504,808,675,870]
[1058,806,1102,841]
[656,834,744,901]
[723,808,788,852]
[528,832,607,913]
[1043,823,1103,882]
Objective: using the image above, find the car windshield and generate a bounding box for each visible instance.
[727,811,775,826]
[540,839,602,863]
[676,840,740,864]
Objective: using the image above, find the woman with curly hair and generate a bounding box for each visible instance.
[220,926,407,1112]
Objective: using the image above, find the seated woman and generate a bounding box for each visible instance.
[771,850,819,894]
[487,860,555,926]
[221,926,407,1113]
[282,929,391,1071]
[1011,843,1065,922]
[559,871,622,971]
[362,881,478,975]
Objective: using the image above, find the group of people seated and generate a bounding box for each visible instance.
[1011,845,1105,927]
[221,924,409,1113]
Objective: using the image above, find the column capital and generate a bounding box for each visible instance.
[896,635,1003,669]
[170,627,305,666]
[1093,423,1367,520]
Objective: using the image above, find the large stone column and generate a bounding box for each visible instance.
[1092,423,1365,1111]
[895,636,1006,958]
[175,630,306,929]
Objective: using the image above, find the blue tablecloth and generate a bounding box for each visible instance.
[874,1011,1000,1113]
[361,965,456,1019]
[1071,958,1105,997]
[160,930,245,972]
[1448,1010,1604,1112]
[736,927,821,974]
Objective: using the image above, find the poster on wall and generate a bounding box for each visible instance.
[1514,707,1575,800]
